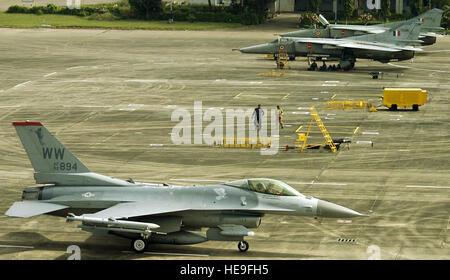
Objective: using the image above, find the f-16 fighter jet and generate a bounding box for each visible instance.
[239,19,423,70]
[6,121,367,253]
[281,9,444,46]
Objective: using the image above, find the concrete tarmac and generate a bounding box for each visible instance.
[0,24,448,259]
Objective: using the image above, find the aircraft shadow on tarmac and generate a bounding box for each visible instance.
[0,232,321,259]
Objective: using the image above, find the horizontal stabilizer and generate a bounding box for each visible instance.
[5,201,68,218]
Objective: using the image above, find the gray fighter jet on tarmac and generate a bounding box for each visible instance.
[5,121,367,253]
[281,9,444,46]
[239,19,423,70]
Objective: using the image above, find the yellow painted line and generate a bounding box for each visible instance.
[295,125,303,133]
[353,126,360,134]
[331,94,336,100]
[234,92,244,99]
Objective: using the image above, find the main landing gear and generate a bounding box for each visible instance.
[131,238,148,253]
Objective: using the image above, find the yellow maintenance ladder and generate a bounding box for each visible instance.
[277,48,289,70]
[296,107,337,153]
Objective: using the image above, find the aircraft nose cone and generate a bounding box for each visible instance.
[239,43,273,54]
[317,200,367,218]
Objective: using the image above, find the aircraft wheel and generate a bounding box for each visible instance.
[390,104,398,111]
[238,241,249,252]
[412,104,418,111]
[131,238,148,253]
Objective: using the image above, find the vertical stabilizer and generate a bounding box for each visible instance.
[13,121,90,174]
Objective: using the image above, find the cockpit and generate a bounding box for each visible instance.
[224,178,302,197]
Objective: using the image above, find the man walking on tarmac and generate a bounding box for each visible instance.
[252,104,264,131]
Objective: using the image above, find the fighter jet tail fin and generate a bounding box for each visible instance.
[355,20,422,46]
[13,121,90,174]
[13,121,132,186]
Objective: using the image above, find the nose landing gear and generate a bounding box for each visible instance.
[238,240,249,252]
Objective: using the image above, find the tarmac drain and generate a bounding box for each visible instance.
[337,238,357,243]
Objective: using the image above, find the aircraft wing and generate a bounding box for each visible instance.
[329,24,387,34]
[5,201,69,218]
[336,42,400,52]
[84,201,190,219]
[292,37,415,52]
[420,32,444,38]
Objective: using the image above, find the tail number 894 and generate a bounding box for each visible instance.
[54,162,78,171]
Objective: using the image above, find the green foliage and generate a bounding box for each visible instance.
[307,0,321,13]
[5,1,270,25]
[342,0,354,20]
[380,0,391,19]
[87,11,119,21]
[442,10,450,29]
[128,0,162,19]
[6,5,30,14]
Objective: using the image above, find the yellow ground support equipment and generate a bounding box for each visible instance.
[277,50,289,70]
[383,88,427,111]
[214,137,274,149]
[295,107,337,153]
[259,71,285,77]
[324,101,372,110]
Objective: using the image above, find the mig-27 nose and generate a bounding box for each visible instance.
[317,199,368,218]
[239,43,275,54]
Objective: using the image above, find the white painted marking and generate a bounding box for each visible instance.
[362,132,379,135]
[325,81,340,83]
[0,105,21,108]
[14,81,31,88]
[214,80,262,85]
[66,66,87,70]
[406,185,450,189]
[121,251,209,257]
[297,107,310,110]
[54,80,89,83]
[149,144,164,147]
[43,72,57,77]
[337,220,352,224]
[170,178,226,183]
[287,181,348,186]
[124,79,168,83]
[356,141,373,144]
[321,91,329,94]
[390,118,401,121]
[325,117,334,120]
[63,105,112,108]
[388,62,450,73]
[321,84,337,86]
[0,244,34,249]
[292,111,310,115]
[398,149,410,152]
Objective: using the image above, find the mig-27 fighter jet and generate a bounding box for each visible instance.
[239,19,423,70]
[5,121,367,253]
[281,8,444,46]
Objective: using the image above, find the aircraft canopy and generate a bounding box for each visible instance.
[224,178,301,197]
